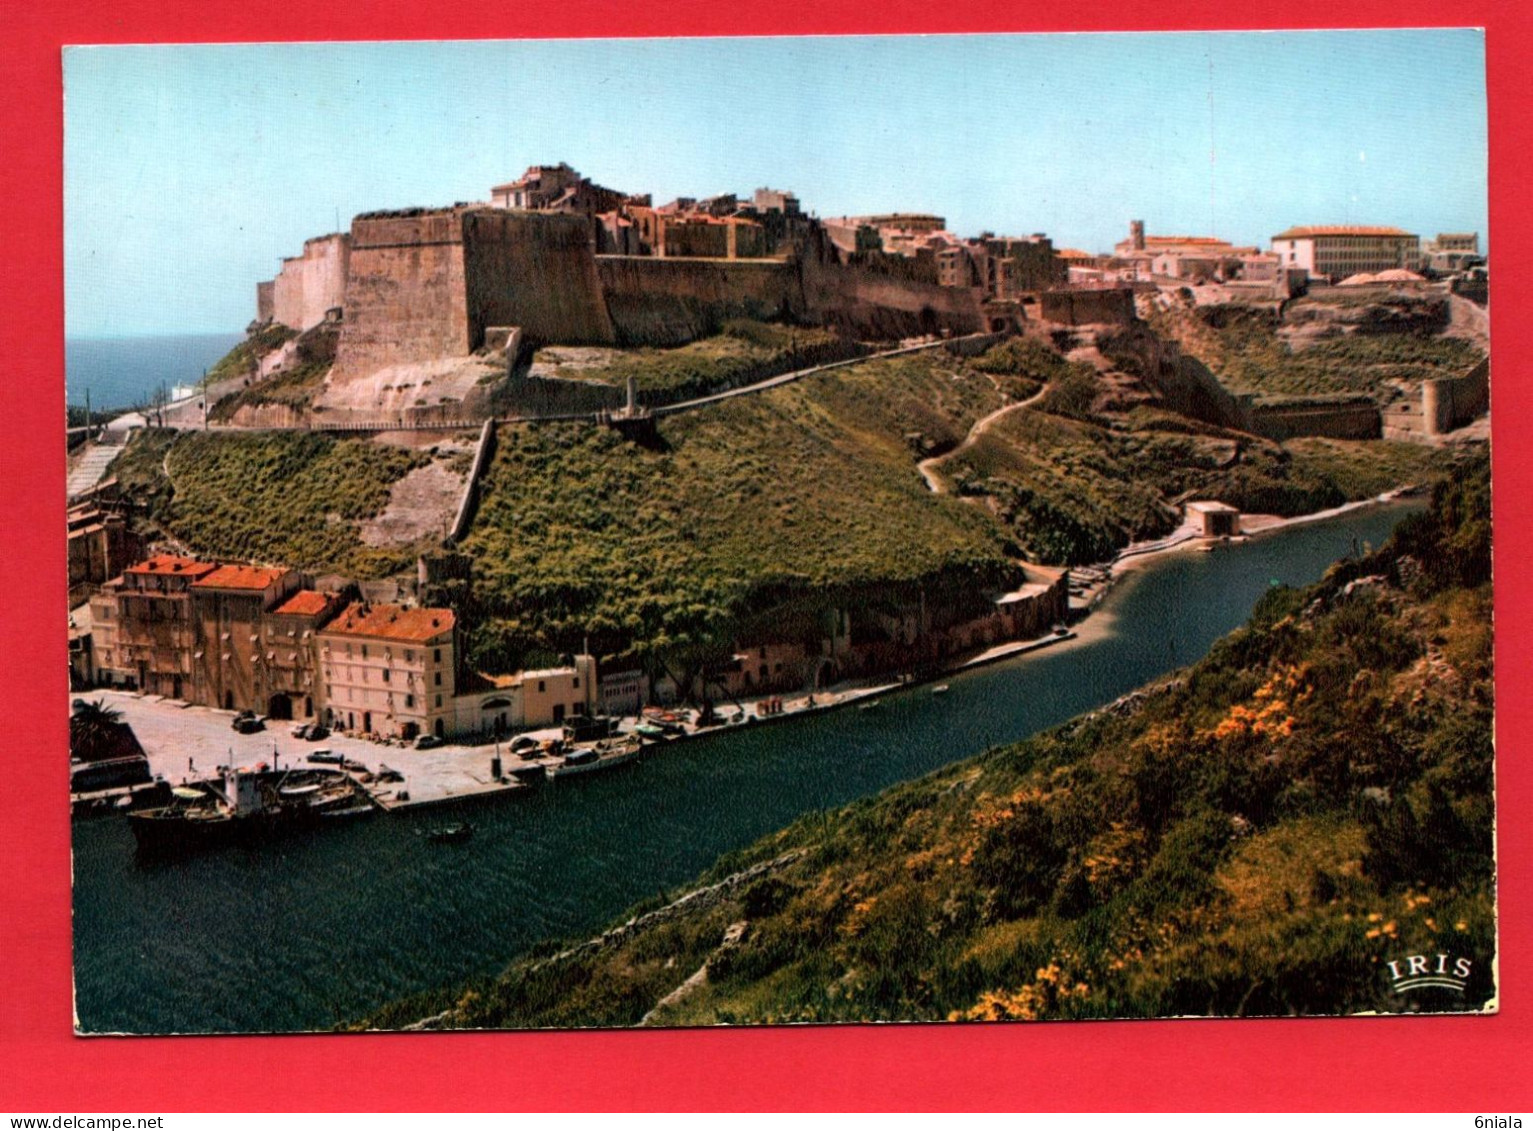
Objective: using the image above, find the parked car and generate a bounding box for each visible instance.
[509,735,539,755]
[304,725,330,741]
[414,734,443,750]
[232,712,265,734]
[306,749,343,765]
[290,722,312,739]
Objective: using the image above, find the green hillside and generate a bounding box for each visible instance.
[361,455,1493,1029]
[105,430,435,576]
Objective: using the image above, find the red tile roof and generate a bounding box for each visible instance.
[322,602,455,643]
[192,564,290,591]
[1272,225,1414,240]
[272,590,332,617]
[126,554,218,579]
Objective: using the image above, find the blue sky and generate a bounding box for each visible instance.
[64,30,1487,337]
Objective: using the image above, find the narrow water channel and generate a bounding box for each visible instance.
[71,502,1416,1034]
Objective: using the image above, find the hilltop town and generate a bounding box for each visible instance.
[65,161,1488,798]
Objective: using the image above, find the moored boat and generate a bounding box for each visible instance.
[127,767,367,855]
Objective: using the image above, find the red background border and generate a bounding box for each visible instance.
[3,0,1528,1112]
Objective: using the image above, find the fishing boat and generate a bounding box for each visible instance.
[127,767,363,854]
[549,735,642,778]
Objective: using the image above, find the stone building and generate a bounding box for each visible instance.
[1187,501,1241,537]
[489,163,628,215]
[189,564,303,714]
[317,602,458,740]
[96,554,218,699]
[454,656,598,737]
[260,588,348,721]
[67,501,140,608]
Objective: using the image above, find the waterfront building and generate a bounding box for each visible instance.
[189,564,302,714]
[1270,225,1421,281]
[260,588,349,722]
[599,668,650,717]
[1187,500,1242,537]
[454,656,599,737]
[98,554,218,700]
[317,602,458,740]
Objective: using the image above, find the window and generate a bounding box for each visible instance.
[537,680,546,693]
[346,643,352,656]
[435,672,442,686]
[573,677,579,689]
[382,669,390,683]
[435,694,442,708]
[362,645,368,659]
[405,694,414,708]
[434,648,442,663]
[405,650,414,663]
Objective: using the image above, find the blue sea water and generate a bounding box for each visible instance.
[66,333,244,413]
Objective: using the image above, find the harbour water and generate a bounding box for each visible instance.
[66,333,243,412]
[70,502,1417,1034]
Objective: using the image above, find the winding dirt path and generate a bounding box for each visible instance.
[917,380,1051,494]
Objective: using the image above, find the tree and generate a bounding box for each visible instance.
[69,699,137,763]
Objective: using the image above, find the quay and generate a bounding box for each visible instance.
[72,626,1081,821]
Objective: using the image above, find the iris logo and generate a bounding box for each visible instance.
[1386,953,1471,995]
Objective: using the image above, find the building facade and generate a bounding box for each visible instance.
[1270,225,1421,280]
[317,603,458,740]
[189,564,302,714]
[99,555,218,699]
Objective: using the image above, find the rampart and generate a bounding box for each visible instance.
[333,212,469,381]
[321,211,1013,382]
[596,256,802,346]
[1423,357,1490,435]
[1248,399,1382,441]
[801,248,986,340]
[463,209,615,347]
[270,233,350,332]
[255,281,275,323]
[1040,288,1136,326]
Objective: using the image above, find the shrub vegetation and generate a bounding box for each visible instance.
[360,457,1493,1028]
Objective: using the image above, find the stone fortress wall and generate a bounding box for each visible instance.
[267,207,997,386]
[331,212,470,381]
[271,234,350,333]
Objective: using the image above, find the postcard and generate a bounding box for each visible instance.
[63,30,1493,1037]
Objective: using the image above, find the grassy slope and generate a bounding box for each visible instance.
[947,409,1446,564]
[202,323,297,386]
[361,456,1492,1029]
[110,325,1453,668]
[1146,301,1483,402]
[106,430,432,577]
[462,347,1031,669]
[208,359,330,421]
[535,320,850,402]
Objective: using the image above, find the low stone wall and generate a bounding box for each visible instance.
[1249,399,1382,441]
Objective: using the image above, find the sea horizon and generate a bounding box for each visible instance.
[65,330,244,412]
